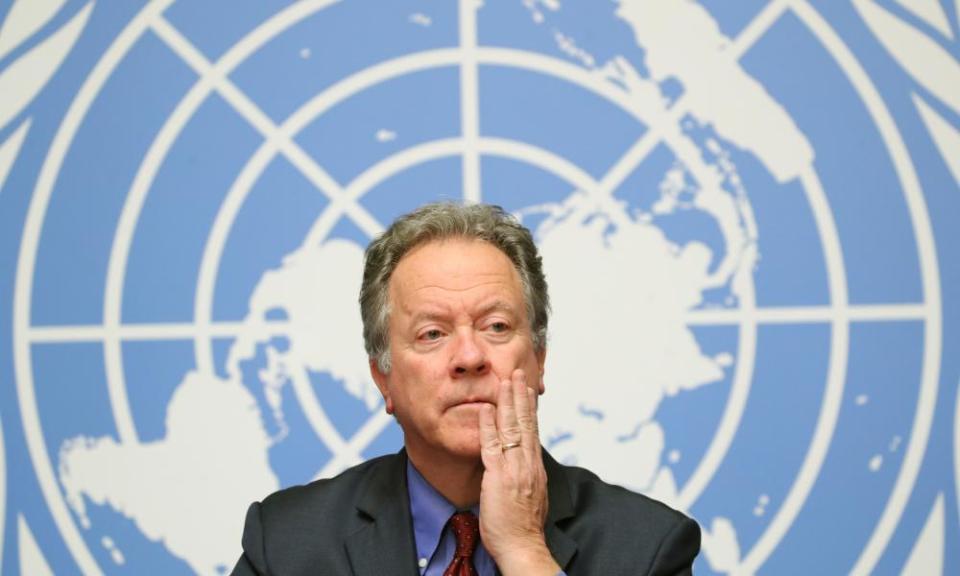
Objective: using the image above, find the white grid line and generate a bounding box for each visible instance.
[686,303,931,325]
[25,303,929,343]
[28,321,289,342]
[459,0,482,203]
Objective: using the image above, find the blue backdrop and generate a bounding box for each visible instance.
[1,0,958,573]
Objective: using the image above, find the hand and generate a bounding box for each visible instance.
[478,369,560,576]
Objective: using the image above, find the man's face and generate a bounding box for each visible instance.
[370,238,546,462]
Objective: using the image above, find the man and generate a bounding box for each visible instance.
[232,202,700,575]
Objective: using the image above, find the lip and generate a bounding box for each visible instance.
[449,399,495,410]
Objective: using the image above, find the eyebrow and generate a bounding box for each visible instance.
[409,310,448,326]
[477,300,518,317]
[408,300,518,326]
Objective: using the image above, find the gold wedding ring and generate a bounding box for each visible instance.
[501,441,522,452]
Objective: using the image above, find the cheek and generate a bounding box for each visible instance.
[392,357,447,406]
[508,341,540,369]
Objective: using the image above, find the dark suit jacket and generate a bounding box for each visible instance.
[232,450,700,575]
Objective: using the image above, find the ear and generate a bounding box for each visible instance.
[535,348,547,395]
[369,359,394,414]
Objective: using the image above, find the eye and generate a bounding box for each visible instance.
[489,321,509,333]
[419,328,443,341]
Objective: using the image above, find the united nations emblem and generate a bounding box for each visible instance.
[1,0,957,574]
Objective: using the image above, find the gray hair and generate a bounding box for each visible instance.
[360,202,550,373]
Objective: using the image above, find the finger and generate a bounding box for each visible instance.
[497,379,522,455]
[479,403,503,467]
[527,387,543,459]
[513,369,535,432]
[512,370,537,458]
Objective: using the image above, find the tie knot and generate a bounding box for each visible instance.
[449,511,479,559]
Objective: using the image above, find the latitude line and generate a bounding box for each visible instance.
[598,0,790,196]
[25,303,930,343]
[27,322,291,342]
[686,303,931,325]
[459,0,482,203]
[149,16,382,238]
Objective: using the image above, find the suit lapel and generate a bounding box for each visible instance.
[345,451,419,576]
[543,450,579,570]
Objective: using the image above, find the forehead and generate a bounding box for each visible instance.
[388,238,523,309]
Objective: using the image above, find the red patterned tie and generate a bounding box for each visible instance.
[443,511,480,576]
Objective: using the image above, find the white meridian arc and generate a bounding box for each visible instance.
[738,166,850,573]
[13,0,178,572]
[101,36,212,445]
[678,270,757,510]
[783,2,942,574]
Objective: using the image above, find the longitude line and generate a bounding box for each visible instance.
[459,0,481,203]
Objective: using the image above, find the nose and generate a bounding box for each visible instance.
[450,329,489,377]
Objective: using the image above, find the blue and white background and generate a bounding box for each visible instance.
[1,0,959,573]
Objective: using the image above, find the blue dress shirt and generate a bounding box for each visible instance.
[407,460,497,575]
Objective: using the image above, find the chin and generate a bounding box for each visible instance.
[446,445,483,461]
[442,430,483,459]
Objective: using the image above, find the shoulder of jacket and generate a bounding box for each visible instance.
[558,461,695,530]
[258,453,396,519]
